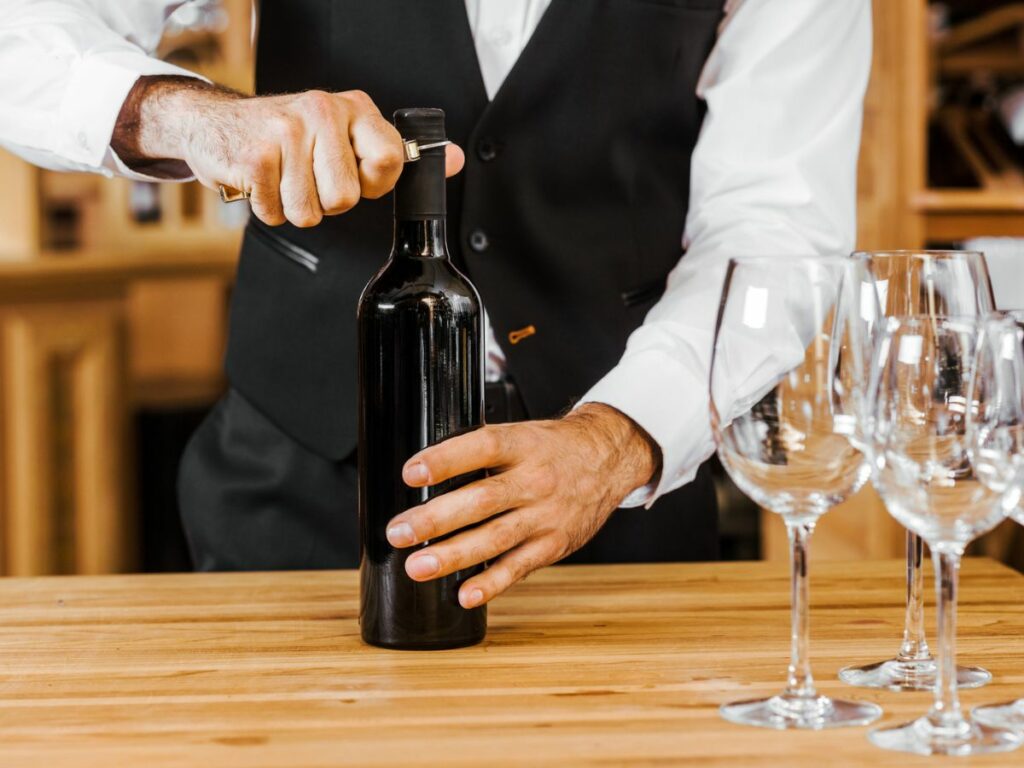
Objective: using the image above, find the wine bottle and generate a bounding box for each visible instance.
[356,108,487,650]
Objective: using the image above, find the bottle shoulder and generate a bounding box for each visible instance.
[360,258,481,310]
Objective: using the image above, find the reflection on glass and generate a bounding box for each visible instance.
[712,255,882,730]
[840,250,994,692]
[971,314,1024,734]
[867,317,1021,757]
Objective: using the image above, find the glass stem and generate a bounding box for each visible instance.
[897,531,931,661]
[784,520,817,700]
[928,549,966,733]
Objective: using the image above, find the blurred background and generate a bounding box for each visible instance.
[0,0,1022,576]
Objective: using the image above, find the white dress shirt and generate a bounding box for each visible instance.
[0,0,873,507]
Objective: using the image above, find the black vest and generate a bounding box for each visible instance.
[226,0,723,459]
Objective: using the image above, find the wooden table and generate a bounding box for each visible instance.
[0,559,1022,767]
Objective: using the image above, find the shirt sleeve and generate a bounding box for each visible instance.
[577,0,873,507]
[0,0,205,179]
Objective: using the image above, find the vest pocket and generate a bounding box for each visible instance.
[248,220,320,273]
[621,277,667,308]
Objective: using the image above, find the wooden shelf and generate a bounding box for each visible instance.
[0,247,238,301]
[938,44,1024,76]
[915,188,1024,241]
[914,188,1024,211]
[131,375,227,410]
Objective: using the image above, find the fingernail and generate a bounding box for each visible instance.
[386,522,415,547]
[403,462,429,485]
[461,589,485,609]
[406,554,440,579]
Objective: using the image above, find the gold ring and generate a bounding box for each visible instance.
[219,185,251,203]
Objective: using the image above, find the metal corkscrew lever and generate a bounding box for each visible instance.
[402,139,451,162]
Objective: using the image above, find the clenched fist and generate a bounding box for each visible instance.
[112,76,465,227]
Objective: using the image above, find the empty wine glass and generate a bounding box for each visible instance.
[840,250,995,692]
[867,316,1022,756]
[711,254,882,730]
[971,313,1024,734]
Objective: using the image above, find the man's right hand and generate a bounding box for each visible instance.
[112,76,465,228]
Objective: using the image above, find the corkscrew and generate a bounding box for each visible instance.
[401,139,451,162]
[218,139,451,203]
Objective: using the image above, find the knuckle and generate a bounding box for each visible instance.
[340,184,361,209]
[471,483,497,511]
[491,523,518,552]
[478,428,504,459]
[548,531,575,561]
[282,195,322,229]
[416,510,439,540]
[435,545,462,572]
[468,543,492,565]
[479,478,515,511]
[289,211,322,229]
[359,185,389,201]
[254,208,285,227]
[271,113,303,143]
[245,145,278,175]
[532,463,559,498]
[480,564,511,595]
[343,89,373,108]
[496,425,520,455]
[302,89,335,118]
[372,143,405,175]
[326,189,359,214]
[513,554,541,580]
[318,187,348,214]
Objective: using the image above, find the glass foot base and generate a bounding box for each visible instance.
[720,693,882,730]
[869,715,1023,756]
[838,658,991,692]
[974,700,1024,732]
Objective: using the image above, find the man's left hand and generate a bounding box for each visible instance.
[385,403,660,609]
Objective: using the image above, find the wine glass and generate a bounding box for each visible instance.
[711,254,882,730]
[971,312,1024,733]
[867,316,1022,756]
[839,250,995,692]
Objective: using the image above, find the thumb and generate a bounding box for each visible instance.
[445,143,466,178]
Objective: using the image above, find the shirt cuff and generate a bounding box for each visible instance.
[56,50,205,178]
[577,347,716,509]
[107,146,194,183]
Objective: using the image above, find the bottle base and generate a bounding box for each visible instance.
[361,632,486,651]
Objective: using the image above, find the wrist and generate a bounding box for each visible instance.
[112,75,230,177]
[569,402,662,495]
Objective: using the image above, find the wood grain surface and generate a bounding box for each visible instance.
[0,559,1021,767]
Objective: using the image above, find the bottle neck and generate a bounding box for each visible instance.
[393,148,447,259]
[393,218,449,259]
[393,150,446,216]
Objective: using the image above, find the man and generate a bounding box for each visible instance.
[0,1,871,609]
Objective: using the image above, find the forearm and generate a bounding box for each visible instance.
[112,75,238,179]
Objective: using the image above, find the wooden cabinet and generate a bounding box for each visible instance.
[0,252,236,575]
[0,0,251,574]
[2,300,127,574]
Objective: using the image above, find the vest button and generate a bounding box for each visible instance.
[477,139,498,162]
[468,229,489,253]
